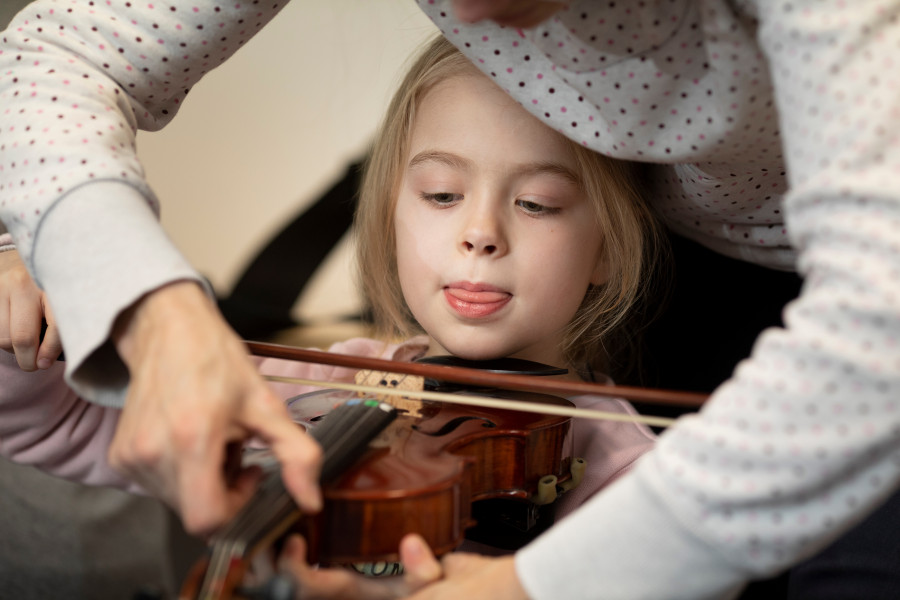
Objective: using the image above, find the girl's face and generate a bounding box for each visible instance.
[394,73,607,368]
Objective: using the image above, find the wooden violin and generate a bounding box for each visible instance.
[180,341,709,599]
[286,380,580,566]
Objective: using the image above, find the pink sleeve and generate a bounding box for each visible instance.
[0,336,426,491]
[553,395,657,520]
[0,350,137,492]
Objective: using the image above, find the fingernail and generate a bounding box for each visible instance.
[37,358,52,369]
[402,534,424,557]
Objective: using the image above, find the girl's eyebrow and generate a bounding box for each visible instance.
[408,150,581,185]
[408,150,472,171]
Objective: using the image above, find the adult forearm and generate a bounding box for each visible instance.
[0,1,291,403]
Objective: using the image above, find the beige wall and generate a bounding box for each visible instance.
[137,2,438,323]
[1,1,436,323]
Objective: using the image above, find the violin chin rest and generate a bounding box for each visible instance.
[417,356,567,376]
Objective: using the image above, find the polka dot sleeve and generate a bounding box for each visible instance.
[0,1,289,404]
[0,0,288,264]
[419,1,900,598]
[420,0,794,270]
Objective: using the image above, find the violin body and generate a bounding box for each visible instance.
[288,386,576,565]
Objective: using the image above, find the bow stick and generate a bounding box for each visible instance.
[246,340,708,428]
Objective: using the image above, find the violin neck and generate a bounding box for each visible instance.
[196,399,398,598]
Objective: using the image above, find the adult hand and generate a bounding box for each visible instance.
[451,0,566,28]
[109,280,323,536]
[0,250,62,371]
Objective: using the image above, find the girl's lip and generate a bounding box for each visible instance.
[444,283,512,318]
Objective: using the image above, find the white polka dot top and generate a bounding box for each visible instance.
[423,0,797,271]
[419,1,900,599]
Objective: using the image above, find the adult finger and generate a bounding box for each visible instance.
[241,391,323,515]
[171,417,243,536]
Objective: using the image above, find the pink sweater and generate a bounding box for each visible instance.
[0,335,655,521]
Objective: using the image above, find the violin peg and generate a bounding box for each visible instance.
[532,475,559,505]
[558,457,587,492]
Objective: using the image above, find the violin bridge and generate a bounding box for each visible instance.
[354,370,426,418]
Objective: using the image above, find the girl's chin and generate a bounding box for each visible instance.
[435,340,536,364]
[431,339,510,362]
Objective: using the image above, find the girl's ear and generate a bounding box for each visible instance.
[590,252,610,286]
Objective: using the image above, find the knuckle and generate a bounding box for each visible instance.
[8,267,32,287]
[121,432,165,470]
[10,331,36,351]
[168,417,202,449]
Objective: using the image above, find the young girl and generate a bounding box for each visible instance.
[0,34,663,593]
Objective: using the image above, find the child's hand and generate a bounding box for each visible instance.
[275,533,443,600]
[0,250,62,370]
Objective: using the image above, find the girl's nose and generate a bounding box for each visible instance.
[462,238,498,254]
[459,203,507,256]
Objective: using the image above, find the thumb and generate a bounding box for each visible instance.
[400,534,443,591]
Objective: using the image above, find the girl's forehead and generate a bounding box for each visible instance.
[409,73,577,169]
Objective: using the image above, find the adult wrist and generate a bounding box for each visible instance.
[112,279,214,368]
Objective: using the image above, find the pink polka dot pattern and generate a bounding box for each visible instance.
[422,0,900,588]
[0,0,288,264]
[423,0,792,270]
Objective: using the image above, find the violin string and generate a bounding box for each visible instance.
[263,375,677,428]
[226,476,297,552]
[201,474,296,595]
[202,400,400,594]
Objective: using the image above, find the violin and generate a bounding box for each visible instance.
[286,381,580,566]
[180,341,709,599]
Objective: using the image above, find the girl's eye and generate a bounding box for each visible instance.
[420,192,462,206]
[516,199,560,215]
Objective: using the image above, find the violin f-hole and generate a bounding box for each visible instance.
[412,416,497,437]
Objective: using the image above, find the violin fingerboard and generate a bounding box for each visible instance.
[196,399,398,597]
[311,399,399,483]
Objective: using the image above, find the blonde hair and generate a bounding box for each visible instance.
[355,35,666,375]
